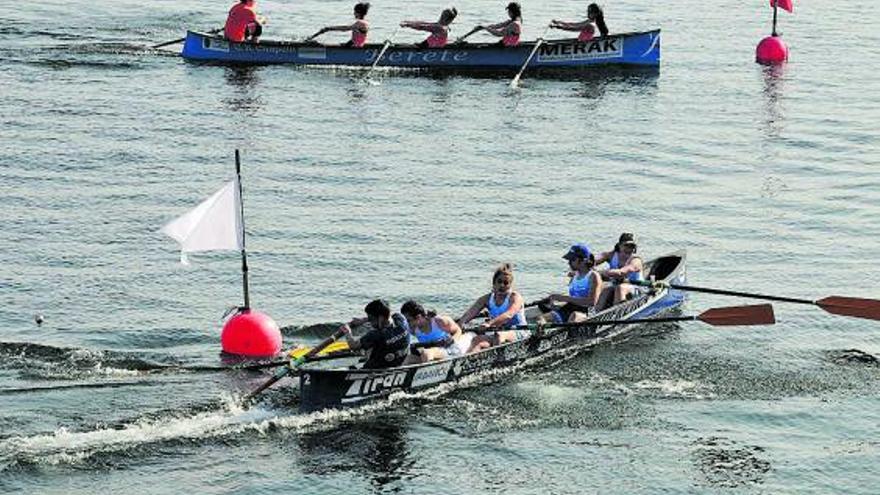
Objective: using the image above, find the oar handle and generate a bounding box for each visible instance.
[455,26,482,43]
[290,327,348,366]
[152,27,223,49]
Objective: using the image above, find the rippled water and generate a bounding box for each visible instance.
[2,0,880,493]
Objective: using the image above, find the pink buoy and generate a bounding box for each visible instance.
[221,309,282,357]
[756,35,788,64]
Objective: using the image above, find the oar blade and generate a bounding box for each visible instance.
[817,296,880,321]
[697,304,776,326]
[288,340,350,359]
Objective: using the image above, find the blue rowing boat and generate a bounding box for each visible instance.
[297,251,686,412]
[180,29,660,70]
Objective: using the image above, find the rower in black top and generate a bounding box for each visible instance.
[340,299,410,369]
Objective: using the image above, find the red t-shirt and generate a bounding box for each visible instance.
[224,2,258,42]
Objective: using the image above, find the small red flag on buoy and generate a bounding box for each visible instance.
[770,0,794,13]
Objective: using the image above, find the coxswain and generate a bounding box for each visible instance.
[224,0,265,43]
[306,2,371,47]
[595,232,644,306]
[549,2,608,41]
[474,2,522,47]
[457,263,529,352]
[536,244,603,325]
[400,7,458,48]
[339,299,410,369]
[400,301,473,363]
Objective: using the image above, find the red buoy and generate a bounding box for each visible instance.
[756,35,788,65]
[221,309,282,357]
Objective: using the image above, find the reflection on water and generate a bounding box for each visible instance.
[297,412,413,492]
[574,68,659,101]
[760,63,786,138]
[429,77,454,106]
[222,65,265,112]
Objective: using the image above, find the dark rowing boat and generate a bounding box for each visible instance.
[297,251,686,412]
[180,29,660,70]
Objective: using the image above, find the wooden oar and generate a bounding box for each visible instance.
[411,338,454,350]
[510,25,551,88]
[549,303,776,328]
[470,304,775,333]
[455,26,483,43]
[288,340,350,359]
[179,349,359,372]
[152,28,223,49]
[639,281,880,322]
[243,327,346,403]
[363,26,401,81]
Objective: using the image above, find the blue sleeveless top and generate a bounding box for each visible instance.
[568,272,593,298]
[609,253,644,283]
[487,292,527,328]
[413,318,448,344]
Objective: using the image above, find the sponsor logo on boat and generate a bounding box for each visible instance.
[232,44,297,54]
[536,331,568,352]
[502,345,529,361]
[343,371,407,400]
[203,38,230,52]
[365,49,470,65]
[453,348,502,375]
[297,47,327,60]
[537,38,622,62]
[411,362,453,387]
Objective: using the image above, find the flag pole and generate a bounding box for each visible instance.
[772,3,778,36]
[234,149,251,310]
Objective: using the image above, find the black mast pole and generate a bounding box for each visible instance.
[235,149,250,310]
[772,4,778,36]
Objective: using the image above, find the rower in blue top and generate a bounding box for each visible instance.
[596,232,644,307]
[400,300,473,364]
[536,243,604,325]
[457,263,529,352]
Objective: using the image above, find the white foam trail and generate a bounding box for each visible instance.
[632,379,713,399]
[0,341,599,467]
[0,395,326,467]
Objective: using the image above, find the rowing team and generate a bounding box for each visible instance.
[224,0,609,47]
[338,233,643,369]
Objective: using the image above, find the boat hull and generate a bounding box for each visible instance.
[181,30,660,70]
[298,251,686,412]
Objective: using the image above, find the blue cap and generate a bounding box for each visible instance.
[563,243,592,260]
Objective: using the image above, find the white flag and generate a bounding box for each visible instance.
[161,177,244,264]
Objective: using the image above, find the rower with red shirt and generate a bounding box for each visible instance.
[224,0,265,43]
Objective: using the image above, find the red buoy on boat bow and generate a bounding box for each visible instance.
[221,309,282,357]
